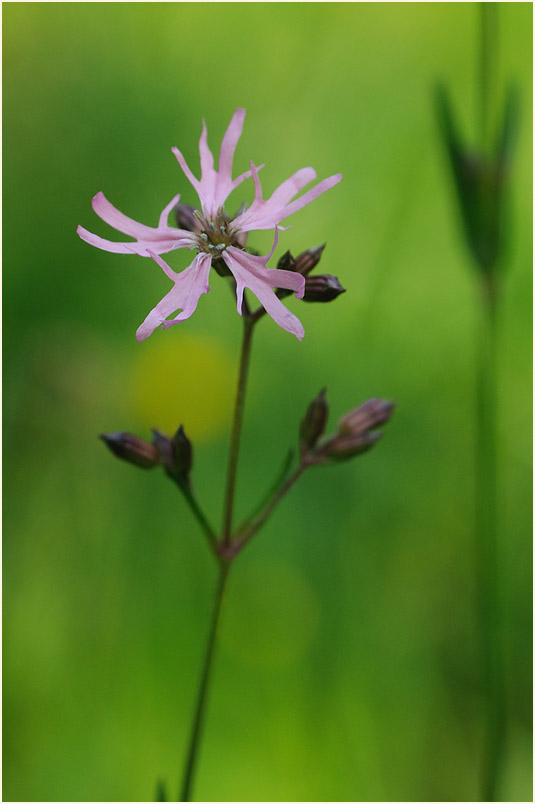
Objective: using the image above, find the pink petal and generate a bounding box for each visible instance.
[172,146,201,196]
[135,253,212,342]
[232,162,265,193]
[91,192,186,239]
[199,120,215,176]
[275,173,343,221]
[198,120,217,212]
[145,249,179,281]
[213,108,246,210]
[223,246,305,340]
[92,192,158,239]
[79,193,194,255]
[172,110,255,217]
[158,194,182,228]
[233,168,343,232]
[77,226,193,256]
[267,167,317,208]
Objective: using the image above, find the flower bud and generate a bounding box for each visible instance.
[322,430,383,461]
[152,426,193,487]
[276,246,326,298]
[312,398,394,464]
[276,250,296,272]
[172,425,193,479]
[151,429,174,473]
[300,388,328,455]
[100,432,161,469]
[294,244,326,276]
[303,274,345,303]
[338,399,395,437]
[175,203,201,232]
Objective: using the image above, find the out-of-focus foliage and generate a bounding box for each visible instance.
[3,3,531,802]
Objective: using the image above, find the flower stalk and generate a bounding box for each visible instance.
[90,108,393,803]
[179,560,230,803]
[221,316,255,546]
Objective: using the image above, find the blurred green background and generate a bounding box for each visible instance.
[3,3,532,802]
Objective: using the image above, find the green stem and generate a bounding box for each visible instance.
[233,461,307,555]
[180,484,218,552]
[221,318,255,545]
[476,276,505,802]
[179,561,230,802]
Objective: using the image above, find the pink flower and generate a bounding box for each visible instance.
[77,109,342,341]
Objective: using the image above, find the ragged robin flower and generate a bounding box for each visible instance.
[77,109,342,341]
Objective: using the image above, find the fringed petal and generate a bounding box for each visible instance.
[78,193,194,256]
[172,146,201,196]
[172,110,248,218]
[232,166,343,232]
[213,108,246,211]
[223,245,305,340]
[77,226,193,255]
[135,253,212,342]
[158,194,182,229]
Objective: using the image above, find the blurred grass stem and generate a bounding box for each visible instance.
[476,277,504,802]
[179,561,230,802]
[475,6,504,800]
[479,3,498,156]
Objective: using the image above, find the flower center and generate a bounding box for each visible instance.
[194,212,234,256]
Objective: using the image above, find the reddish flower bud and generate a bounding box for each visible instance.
[151,429,175,473]
[311,398,394,464]
[338,399,395,437]
[172,425,193,479]
[322,430,383,461]
[152,426,193,487]
[276,250,296,272]
[100,432,161,469]
[293,244,326,276]
[300,388,329,456]
[276,245,327,298]
[303,274,345,303]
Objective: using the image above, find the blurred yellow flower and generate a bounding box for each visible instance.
[128,332,234,441]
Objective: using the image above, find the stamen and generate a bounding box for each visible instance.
[200,232,208,241]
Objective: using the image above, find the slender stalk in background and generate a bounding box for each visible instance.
[478,2,498,157]
[435,3,517,798]
[476,275,505,803]
[475,7,506,800]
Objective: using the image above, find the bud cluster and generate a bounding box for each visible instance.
[276,244,346,304]
[100,425,193,488]
[299,390,394,465]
